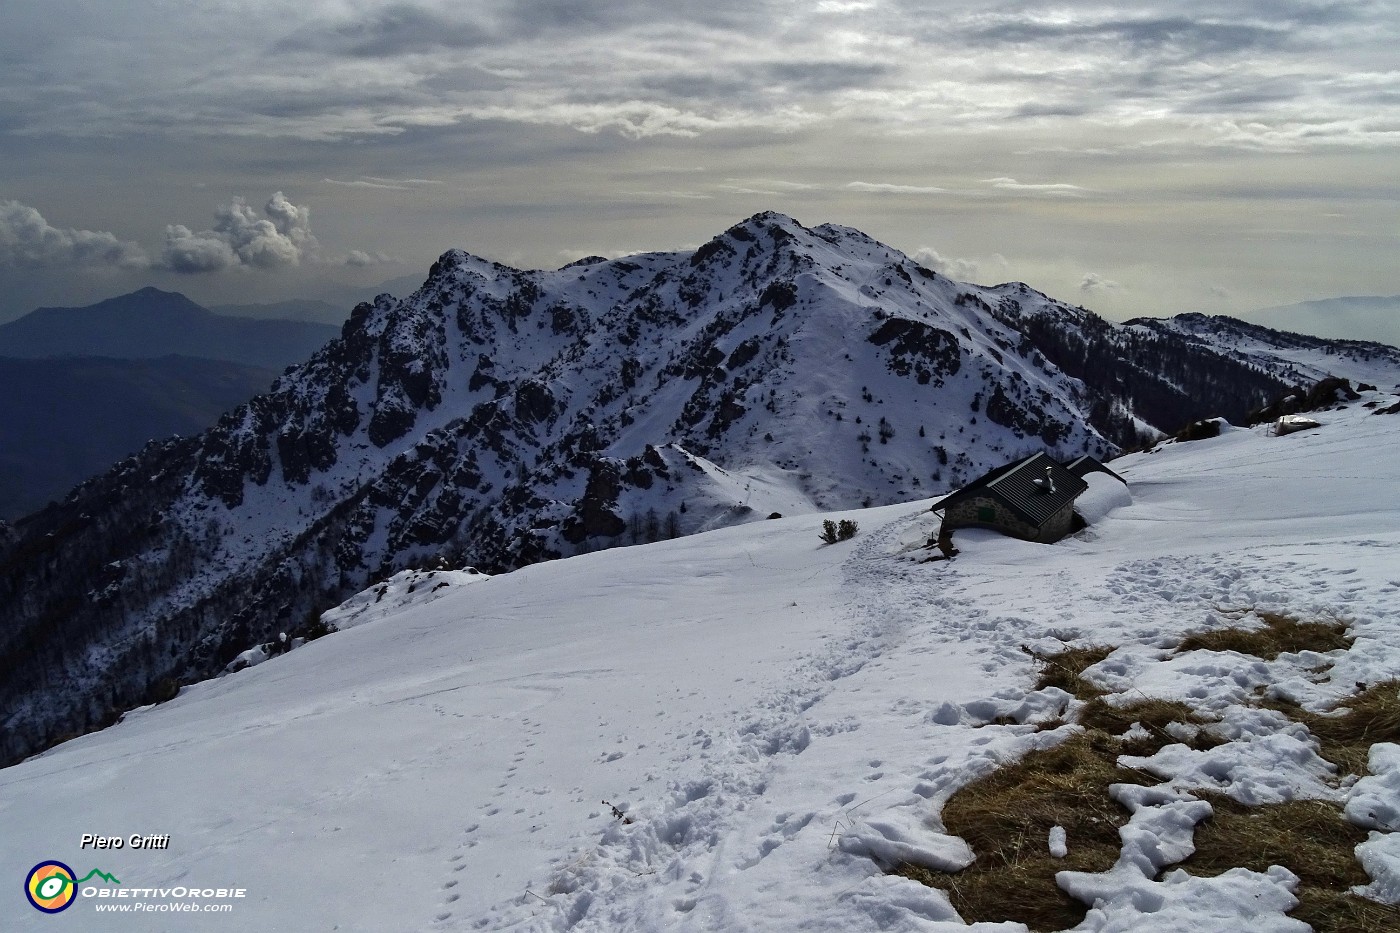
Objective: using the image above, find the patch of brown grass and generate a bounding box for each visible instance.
[894,628,1395,932]
[1025,644,1115,699]
[1079,696,1223,756]
[1178,609,1351,661]
[1269,680,1400,777]
[1293,891,1400,933]
[1182,795,1400,933]
[895,857,1089,931]
[903,731,1152,931]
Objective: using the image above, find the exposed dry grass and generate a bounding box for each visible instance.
[895,857,1091,932]
[1269,680,1400,777]
[895,623,1396,932]
[1079,696,1223,756]
[1292,891,1400,933]
[900,731,1153,931]
[1183,795,1400,933]
[1025,644,1115,699]
[1177,609,1352,661]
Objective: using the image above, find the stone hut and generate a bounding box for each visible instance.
[931,452,1089,545]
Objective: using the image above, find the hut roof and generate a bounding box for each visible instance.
[1065,454,1126,484]
[931,452,1088,528]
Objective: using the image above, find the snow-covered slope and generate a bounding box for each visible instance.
[4,385,1398,931]
[1128,312,1400,390]
[3,212,1307,766]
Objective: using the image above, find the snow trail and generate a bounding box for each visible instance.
[5,390,1399,932]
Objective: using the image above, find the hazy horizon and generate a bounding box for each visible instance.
[3,230,1399,348]
[3,1,1398,340]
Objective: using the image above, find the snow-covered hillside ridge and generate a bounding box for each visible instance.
[0,213,1335,766]
[4,385,1398,932]
[1129,312,1400,389]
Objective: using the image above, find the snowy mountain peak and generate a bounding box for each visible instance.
[0,214,1336,767]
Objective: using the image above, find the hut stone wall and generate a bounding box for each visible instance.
[942,495,1077,544]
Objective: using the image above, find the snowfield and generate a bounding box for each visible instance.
[4,390,1399,931]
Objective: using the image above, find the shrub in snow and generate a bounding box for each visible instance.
[820,519,859,544]
[301,611,333,641]
[147,678,180,704]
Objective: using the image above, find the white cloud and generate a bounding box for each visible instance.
[1081,272,1122,292]
[846,181,947,195]
[622,190,713,201]
[459,99,810,139]
[159,192,318,273]
[0,200,148,270]
[719,178,819,196]
[1,0,1395,156]
[159,225,237,273]
[985,177,1087,197]
[324,176,442,191]
[0,194,398,279]
[324,178,413,191]
[342,249,401,267]
[912,247,979,282]
[558,247,642,265]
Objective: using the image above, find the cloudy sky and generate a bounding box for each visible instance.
[2,0,1397,334]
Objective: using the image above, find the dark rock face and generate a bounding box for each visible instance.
[759,281,797,312]
[726,338,763,370]
[986,384,1070,446]
[367,302,447,446]
[868,318,962,386]
[194,408,273,508]
[561,463,626,544]
[514,381,556,425]
[1308,377,1361,406]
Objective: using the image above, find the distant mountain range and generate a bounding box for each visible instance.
[11,211,1395,767]
[0,355,278,519]
[0,287,353,519]
[207,276,426,324]
[1129,312,1400,390]
[208,298,348,325]
[0,287,340,369]
[1234,295,1400,347]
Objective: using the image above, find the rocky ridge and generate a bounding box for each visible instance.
[0,212,1297,765]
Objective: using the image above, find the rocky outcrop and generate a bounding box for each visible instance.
[1248,377,1363,425]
